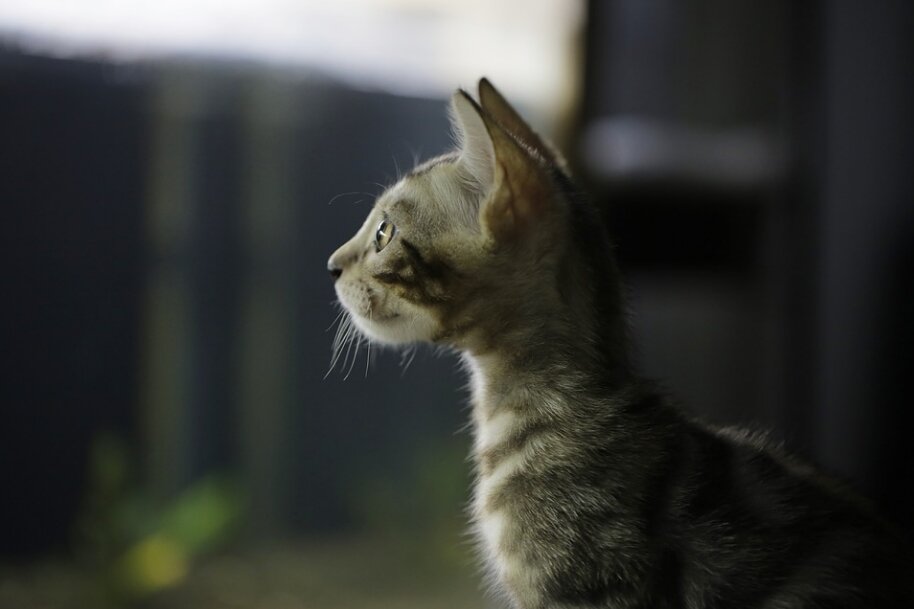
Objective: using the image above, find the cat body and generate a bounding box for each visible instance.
[328,79,912,608]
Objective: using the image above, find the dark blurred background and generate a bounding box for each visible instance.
[1,1,911,607]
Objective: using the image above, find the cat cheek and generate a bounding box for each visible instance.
[335,280,371,320]
[367,290,396,321]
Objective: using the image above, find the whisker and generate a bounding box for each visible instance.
[327,191,369,206]
[400,345,418,376]
[326,307,345,332]
[364,308,372,378]
[398,345,409,366]
[331,313,350,352]
[408,144,423,167]
[340,323,358,377]
[326,313,354,379]
[343,333,362,380]
[325,340,344,379]
[329,317,344,355]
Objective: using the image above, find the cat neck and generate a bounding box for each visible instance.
[461,325,633,424]
[459,203,633,421]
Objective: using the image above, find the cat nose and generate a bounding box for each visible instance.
[328,259,343,281]
[328,244,354,281]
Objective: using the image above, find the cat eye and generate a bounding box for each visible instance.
[375,219,396,252]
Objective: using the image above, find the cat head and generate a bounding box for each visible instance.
[328,79,620,357]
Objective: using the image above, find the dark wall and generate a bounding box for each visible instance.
[0,52,147,556]
[581,0,914,532]
[816,0,914,527]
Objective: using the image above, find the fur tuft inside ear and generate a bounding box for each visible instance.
[449,90,496,192]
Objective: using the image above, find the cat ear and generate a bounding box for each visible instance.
[478,113,553,240]
[450,90,496,191]
[478,78,568,171]
[450,88,552,241]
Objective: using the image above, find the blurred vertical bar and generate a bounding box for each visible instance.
[143,69,201,498]
[236,74,298,536]
[143,67,242,497]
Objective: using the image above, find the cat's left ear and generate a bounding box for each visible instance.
[449,90,553,241]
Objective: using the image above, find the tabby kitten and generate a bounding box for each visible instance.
[328,79,912,608]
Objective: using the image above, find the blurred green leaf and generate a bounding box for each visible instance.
[76,432,245,605]
[159,477,243,555]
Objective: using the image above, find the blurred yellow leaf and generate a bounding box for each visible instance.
[118,534,188,595]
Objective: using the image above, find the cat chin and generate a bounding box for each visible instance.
[349,310,436,346]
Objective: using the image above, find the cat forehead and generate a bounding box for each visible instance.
[376,157,478,229]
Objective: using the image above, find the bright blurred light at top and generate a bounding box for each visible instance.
[0,0,583,109]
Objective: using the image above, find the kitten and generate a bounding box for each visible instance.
[328,79,913,608]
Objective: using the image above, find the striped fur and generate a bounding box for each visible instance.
[328,79,913,608]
